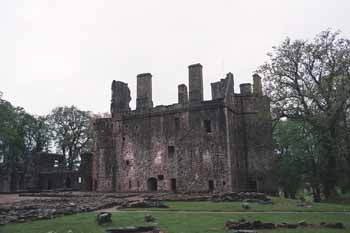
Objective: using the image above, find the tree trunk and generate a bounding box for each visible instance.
[313,186,321,202]
[290,192,296,199]
[68,147,73,170]
[322,127,338,199]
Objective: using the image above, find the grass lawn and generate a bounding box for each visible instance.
[1,198,350,233]
[126,197,350,212]
[1,212,350,233]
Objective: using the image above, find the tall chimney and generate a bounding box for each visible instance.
[253,74,263,96]
[188,63,203,103]
[178,84,188,104]
[136,73,153,110]
[240,83,252,95]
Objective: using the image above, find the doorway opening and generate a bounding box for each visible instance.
[65,177,71,189]
[147,177,158,191]
[248,177,257,192]
[208,180,214,192]
[47,179,52,190]
[171,178,177,192]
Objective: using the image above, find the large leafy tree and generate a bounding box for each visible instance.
[48,106,93,170]
[0,94,24,172]
[274,120,322,201]
[0,93,51,190]
[259,30,350,198]
[22,115,51,153]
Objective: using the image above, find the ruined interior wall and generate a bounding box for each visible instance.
[0,150,93,193]
[26,153,87,191]
[38,172,80,190]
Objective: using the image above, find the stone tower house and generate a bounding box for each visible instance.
[92,63,275,193]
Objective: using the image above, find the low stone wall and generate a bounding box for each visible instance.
[211,192,268,202]
[0,195,126,225]
[225,219,345,230]
[0,191,271,226]
[139,192,268,202]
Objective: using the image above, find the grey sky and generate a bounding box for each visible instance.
[1,0,349,115]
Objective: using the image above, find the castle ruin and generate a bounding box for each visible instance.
[92,63,275,193]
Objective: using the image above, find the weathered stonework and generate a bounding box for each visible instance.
[0,152,92,193]
[92,63,275,193]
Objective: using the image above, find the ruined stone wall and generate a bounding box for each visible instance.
[226,108,248,191]
[234,95,275,193]
[79,153,93,191]
[111,81,131,116]
[93,118,116,192]
[111,101,233,193]
[0,152,91,193]
[38,171,80,190]
[0,174,10,193]
[92,64,275,194]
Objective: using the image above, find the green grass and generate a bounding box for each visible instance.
[1,198,350,233]
[326,194,350,205]
[125,197,350,212]
[1,212,350,233]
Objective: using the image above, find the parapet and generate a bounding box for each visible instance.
[211,72,234,100]
[108,63,266,115]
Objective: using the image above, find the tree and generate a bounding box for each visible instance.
[274,119,322,201]
[0,94,48,189]
[0,96,23,171]
[48,106,92,170]
[259,30,350,198]
[22,115,51,153]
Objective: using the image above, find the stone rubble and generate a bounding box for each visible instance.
[144,214,155,223]
[0,195,125,225]
[225,219,345,230]
[225,219,275,230]
[211,192,270,203]
[321,222,345,229]
[228,230,258,233]
[105,226,161,233]
[121,199,168,209]
[0,191,271,226]
[97,212,112,225]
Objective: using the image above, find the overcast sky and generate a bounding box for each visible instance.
[1,0,349,115]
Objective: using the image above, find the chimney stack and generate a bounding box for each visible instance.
[253,74,263,96]
[188,63,203,103]
[240,83,252,95]
[178,84,188,104]
[136,73,153,110]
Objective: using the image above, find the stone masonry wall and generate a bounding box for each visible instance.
[111,102,233,193]
[92,64,275,194]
